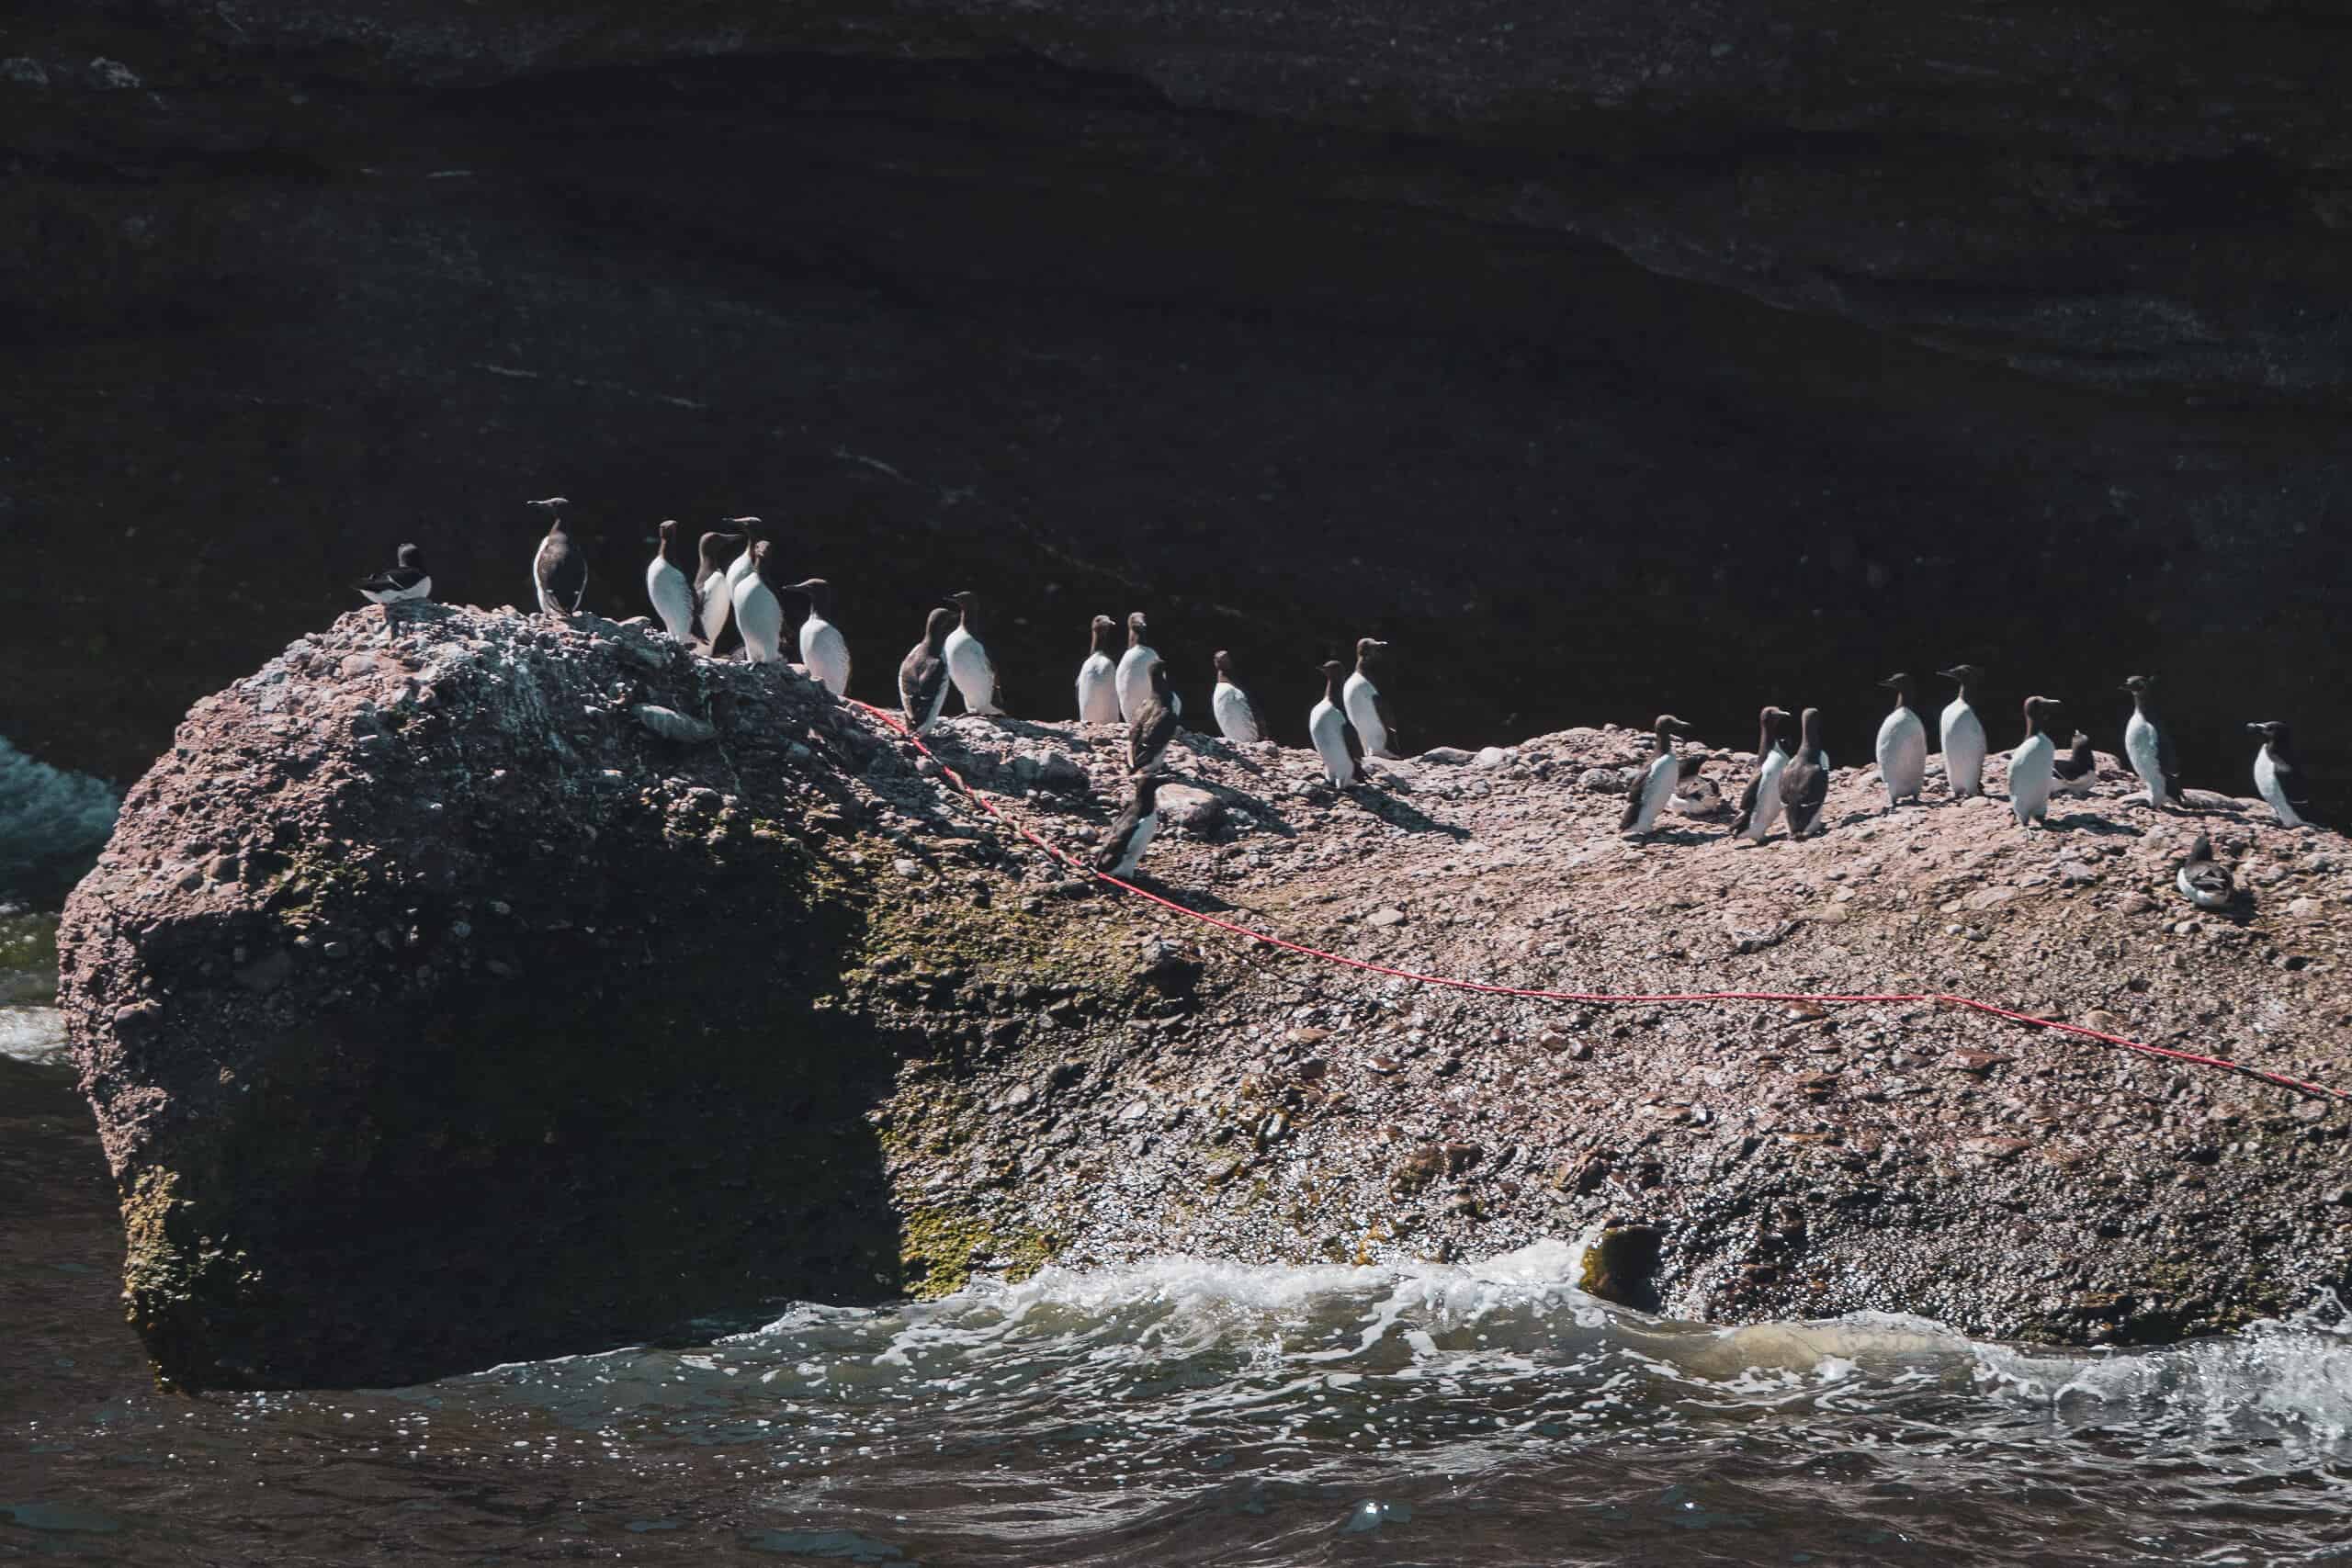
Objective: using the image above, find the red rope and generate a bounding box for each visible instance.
[849,701,2347,1104]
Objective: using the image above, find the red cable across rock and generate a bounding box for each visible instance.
[851,701,2348,1106]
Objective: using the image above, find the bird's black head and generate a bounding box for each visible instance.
[1214,649,1239,680]
[786,577,831,609]
[396,543,424,569]
[1654,714,1691,738]
[1146,658,1172,694]
[1760,704,1792,726]
[1127,612,1150,638]
[656,518,678,546]
[2024,694,2062,721]
[1939,663,1984,685]
[1797,706,1824,743]
[2121,674,2154,694]
[526,496,569,513]
[724,516,763,543]
[1356,637,1387,666]
[948,589,978,609]
[924,606,958,643]
[2247,719,2291,744]
[1318,659,1348,681]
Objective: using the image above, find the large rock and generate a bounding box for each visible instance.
[60,609,2352,1386]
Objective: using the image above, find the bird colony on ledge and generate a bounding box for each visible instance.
[349,503,2319,894]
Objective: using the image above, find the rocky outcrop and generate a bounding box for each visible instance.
[6,1,2352,809]
[60,607,2352,1387]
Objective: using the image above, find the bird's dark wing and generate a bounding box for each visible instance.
[1131,705,1179,771]
[1091,801,1146,872]
[1341,716,1365,781]
[1617,782,1645,834]
[1244,688,1272,739]
[2158,728,2181,794]
[354,570,399,594]
[2277,754,2312,810]
[1371,688,1401,752]
[537,536,587,607]
[1781,759,1827,823]
[1679,754,1704,780]
[899,647,946,721]
[1731,773,1762,834]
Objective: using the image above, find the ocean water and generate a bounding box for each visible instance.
[7,1162,2352,1568]
[0,734,116,906]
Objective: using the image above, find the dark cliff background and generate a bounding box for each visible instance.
[6,0,2348,812]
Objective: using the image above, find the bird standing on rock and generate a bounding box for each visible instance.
[1779,707,1831,840]
[1093,773,1161,879]
[2176,834,2236,908]
[1343,638,1401,760]
[2247,721,2310,828]
[786,579,851,698]
[695,529,746,648]
[1116,613,1176,722]
[2122,674,2183,810]
[1621,714,1693,838]
[1732,705,1793,842]
[2008,695,2062,829]
[644,520,696,640]
[1938,664,1987,799]
[1211,649,1270,744]
[1308,660,1364,786]
[1077,615,1123,725]
[355,543,431,607]
[1874,672,1927,807]
[1129,659,1182,775]
[733,541,789,665]
[529,498,586,616]
[944,590,1005,716]
[899,606,957,736]
[720,517,764,606]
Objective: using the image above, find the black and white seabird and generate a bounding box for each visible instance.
[1211,649,1272,745]
[2008,695,2063,829]
[1343,638,1402,760]
[528,498,586,616]
[1129,659,1182,775]
[644,520,696,640]
[1874,672,1927,807]
[2247,720,2310,828]
[2122,674,2183,810]
[1116,613,1179,722]
[1077,615,1122,725]
[944,590,1005,716]
[1937,664,1988,800]
[1732,705,1794,842]
[733,540,789,664]
[719,516,765,609]
[1092,773,1162,879]
[2052,730,2098,796]
[1620,714,1693,838]
[785,578,851,698]
[1308,660,1364,786]
[1779,707,1831,840]
[355,543,431,606]
[694,529,747,648]
[899,606,957,736]
[2176,833,2235,909]
[1671,756,1727,818]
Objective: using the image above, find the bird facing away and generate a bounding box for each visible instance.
[2247,721,2310,828]
[786,579,851,698]
[1937,664,1987,800]
[1732,705,1793,841]
[2176,833,2235,909]
[1093,773,1162,879]
[355,543,431,606]
[1128,658,1182,774]
[644,520,695,640]
[695,529,747,647]
[528,498,586,616]
[2008,695,2063,829]
[1211,649,1272,744]
[2122,674,2182,810]
[944,590,1005,716]
[732,540,789,664]
[1308,659,1364,786]
[720,516,765,604]
[1778,707,1831,840]
[1620,714,1692,838]
[1077,615,1122,725]
[1343,638,1401,760]
[2051,730,2098,796]
[898,606,957,735]
[1874,672,1927,807]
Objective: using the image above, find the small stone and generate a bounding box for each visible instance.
[1368,908,1407,928]
[2119,894,2157,916]
[1286,1026,1331,1047]
[1474,746,1511,770]
[1120,1099,1151,1122]
[894,858,922,877]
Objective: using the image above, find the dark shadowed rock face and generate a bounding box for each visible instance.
[58,608,2352,1388]
[6,1,2352,817]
